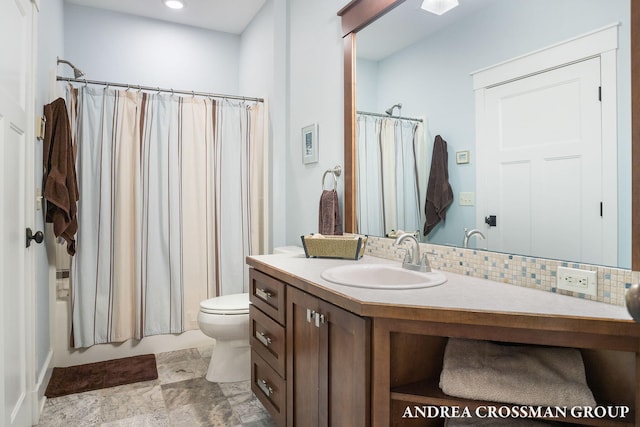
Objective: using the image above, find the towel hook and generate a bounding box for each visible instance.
[321,165,342,191]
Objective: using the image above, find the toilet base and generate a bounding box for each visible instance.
[206,339,250,383]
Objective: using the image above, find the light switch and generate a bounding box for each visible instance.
[459,192,475,206]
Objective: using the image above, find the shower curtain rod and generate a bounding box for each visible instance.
[56,76,264,103]
[357,110,423,123]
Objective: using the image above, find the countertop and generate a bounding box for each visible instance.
[247,254,639,338]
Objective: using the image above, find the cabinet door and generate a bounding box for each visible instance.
[319,299,370,427]
[287,285,371,427]
[286,286,320,427]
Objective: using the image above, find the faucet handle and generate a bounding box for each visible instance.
[400,247,413,264]
[419,253,432,272]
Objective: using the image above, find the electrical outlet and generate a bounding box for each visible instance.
[557,267,597,296]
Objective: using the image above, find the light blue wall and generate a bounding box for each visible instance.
[240,0,289,251]
[356,58,378,113]
[63,3,241,93]
[358,0,631,267]
[286,0,348,244]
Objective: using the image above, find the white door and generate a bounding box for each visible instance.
[1,0,36,426]
[477,57,615,265]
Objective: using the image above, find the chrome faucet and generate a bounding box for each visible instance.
[394,233,431,272]
[463,228,486,248]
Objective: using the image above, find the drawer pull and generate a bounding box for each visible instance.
[256,331,272,347]
[256,288,272,301]
[314,312,325,328]
[306,308,316,323]
[257,378,273,397]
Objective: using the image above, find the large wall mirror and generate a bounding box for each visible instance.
[339,0,639,270]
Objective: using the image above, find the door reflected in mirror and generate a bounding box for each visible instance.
[354,0,631,268]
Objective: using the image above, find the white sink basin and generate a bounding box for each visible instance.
[320,264,447,289]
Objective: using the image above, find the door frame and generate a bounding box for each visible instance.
[473,23,619,265]
[28,2,41,423]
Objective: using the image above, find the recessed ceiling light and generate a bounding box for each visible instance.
[421,0,459,15]
[163,0,184,10]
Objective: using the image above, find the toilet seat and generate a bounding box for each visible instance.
[200,293,249,315]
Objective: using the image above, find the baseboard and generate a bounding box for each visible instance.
[32,348,54,425]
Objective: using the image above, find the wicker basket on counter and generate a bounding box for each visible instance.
[300,233,367,260]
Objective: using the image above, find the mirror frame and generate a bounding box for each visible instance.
[339,0,640,270]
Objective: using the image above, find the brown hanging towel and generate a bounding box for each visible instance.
[318,189,343,235]
[43,97,79,255]
[423,135,453,236]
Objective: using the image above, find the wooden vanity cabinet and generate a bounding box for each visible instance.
[248,257,640,427]
[286,285,370,427]
[249,267,371,427]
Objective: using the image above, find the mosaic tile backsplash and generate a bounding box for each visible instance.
[365,235,638,307]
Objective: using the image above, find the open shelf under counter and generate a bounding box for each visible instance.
[391,379,634,427]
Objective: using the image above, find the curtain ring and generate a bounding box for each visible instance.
[192,90,195,98]
[157,87,161,94]
[83,79,88,87]
[171,88,174,96]
[126,84,130,92]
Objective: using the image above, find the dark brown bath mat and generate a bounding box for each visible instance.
[45,353,158,398]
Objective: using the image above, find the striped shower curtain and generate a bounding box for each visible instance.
[356,114,427,237]
[68,86,268,347]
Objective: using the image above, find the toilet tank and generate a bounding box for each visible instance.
[273,246,304,255]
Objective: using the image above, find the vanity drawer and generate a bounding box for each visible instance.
[249,269,286,325]
[251,350,285,427]
[250,304,286,377]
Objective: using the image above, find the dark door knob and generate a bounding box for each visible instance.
[484,215,497,227]
[26,228,44,248]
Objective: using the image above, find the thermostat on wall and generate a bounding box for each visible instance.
[456,150,470,164]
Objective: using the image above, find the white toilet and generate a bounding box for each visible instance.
[198,293,251,383]
[198,246,304,383]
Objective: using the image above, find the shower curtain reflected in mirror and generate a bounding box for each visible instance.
[67,86,268,348]
[356,114,427,237]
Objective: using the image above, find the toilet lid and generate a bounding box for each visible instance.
[200,293,249,315]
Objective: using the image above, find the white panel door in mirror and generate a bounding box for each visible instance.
[477,57,614,266]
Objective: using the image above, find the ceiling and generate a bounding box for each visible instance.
[357,0,498,61]
[65,0,494,55]
[65,0,267,34]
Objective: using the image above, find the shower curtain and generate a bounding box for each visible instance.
[68,86,268,347]
[356,114,427,237]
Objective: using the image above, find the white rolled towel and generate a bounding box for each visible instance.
[439,338,596,408]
